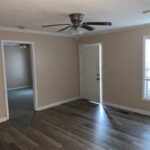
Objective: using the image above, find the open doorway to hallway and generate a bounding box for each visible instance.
[2,41,37,119]
[79,43,103,104]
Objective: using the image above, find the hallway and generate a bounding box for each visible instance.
[8,88,34,118]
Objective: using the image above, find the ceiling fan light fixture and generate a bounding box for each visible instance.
[69,27,84,36]
[19,44,27,49]
[42,13,112,35]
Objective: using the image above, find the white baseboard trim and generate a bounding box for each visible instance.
[0,117,8,123]
[103,102,150,116]
[0,97,80,124]
[90,101,100,105]
[37,97,81,111]
[7,86,31,91]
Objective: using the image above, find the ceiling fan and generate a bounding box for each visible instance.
[42,13,112,33]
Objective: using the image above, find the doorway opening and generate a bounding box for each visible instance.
[1,40,38,119]
[79,43,103,104]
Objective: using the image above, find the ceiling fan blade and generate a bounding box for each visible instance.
[81,25,95,31]
[143,10,150,14]
[57,26,72,32]
[42,24,71,27]
[83,22,112,26]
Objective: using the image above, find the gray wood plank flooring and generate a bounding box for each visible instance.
[0,99,150,150]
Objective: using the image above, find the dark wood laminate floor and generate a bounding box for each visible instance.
[1,99,150,150]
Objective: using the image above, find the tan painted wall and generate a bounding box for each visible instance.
[79,26,150,112]
[4,45,32,89]
[0,31,79,119]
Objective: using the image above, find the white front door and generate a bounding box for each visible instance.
[80,44,102,103]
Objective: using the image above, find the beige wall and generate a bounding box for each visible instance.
[0,31,79,119]
[4,44,32,89]
[1,25,149,119]
[79,26,150,112]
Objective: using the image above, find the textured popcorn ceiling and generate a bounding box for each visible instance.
[0,0,150,35]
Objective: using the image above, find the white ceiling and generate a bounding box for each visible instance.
[0,0,150,35]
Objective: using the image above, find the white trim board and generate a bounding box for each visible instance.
[0,97,80,123]
[1,40,39,120]
[0,24,150,38]
[90,101,100,105]
[103,102,150,116]
[0,117,8,123]
[7,86,31,91]
[37,97,80,111]
[80,23,150,38]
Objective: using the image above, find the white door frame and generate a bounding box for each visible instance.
[1,40,38,120]
[79,43,103,103]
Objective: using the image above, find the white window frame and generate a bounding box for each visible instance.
[143,36,150,100]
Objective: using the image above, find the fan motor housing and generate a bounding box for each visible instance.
[69,13,84,27]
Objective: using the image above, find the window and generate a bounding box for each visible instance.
[144,37,150,99]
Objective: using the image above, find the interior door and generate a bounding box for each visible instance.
[80,44,101,103]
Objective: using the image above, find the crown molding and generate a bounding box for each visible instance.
[0,23,150,38]
[80,23,150,38]
[0,26,72,37]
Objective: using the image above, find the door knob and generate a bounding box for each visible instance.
[96,78,100,81]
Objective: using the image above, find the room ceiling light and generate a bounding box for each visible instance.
[69,26,84,37]
[42,13,112,36]
[19,44,27,49]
